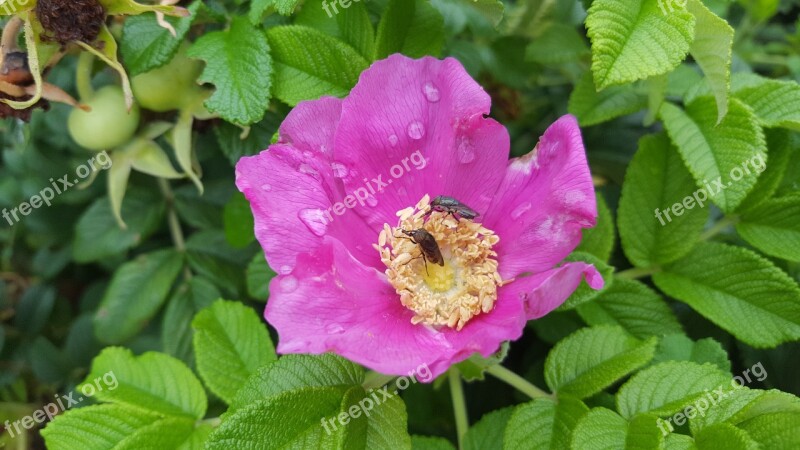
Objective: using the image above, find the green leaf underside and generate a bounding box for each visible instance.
[687,0,733,122]
[736,194,800,262]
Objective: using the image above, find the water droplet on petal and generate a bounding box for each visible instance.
[511,202,532,220]
[325,323,345,334]
[280,265,292,275]
[331,162,348,178]
[298,208,329,237]
[407,121,425,140]
[423,82,441,103]
[388,134,399,147]
[279,275,298,293]
[366,196,379,207]
[457,137,475,163]
[303,150,314,159]
[299,163,319,178]
[261,184,272,191]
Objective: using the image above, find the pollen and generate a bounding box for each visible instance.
[375,195,502,330]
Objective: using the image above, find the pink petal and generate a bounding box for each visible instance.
[236,98,379,272]
[333,54,509,229]
[483,115,598,279]
[267,237,526,379]
[502,262,605,320]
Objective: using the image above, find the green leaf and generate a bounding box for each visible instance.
[14,284,55,336]
[247,253,276,302]
[559,252,614,310]
[690,388,800,433]
[576,194,616,262]
[736,129,791,212]
[99,0,187,16]
[83,347,207,419]
[687,0,734,123]
[659,97,767,213]
[412,436,456,450]
[73,189,164,263]
[41,404,198,450]
[571,408,664,450]
[651,334,731,373]
[231,353,364,412]
[224,192,256,249]
[652,242,800,347]
[731,75,800,130]
[120,0,200,76]
[375,0,445,59]
[162,277,220,365]
[294,0,375,61]
[576,278,683,339]
[616,361,731,418]
[544,326,657,399]
[568,72,648,127]
[94,250,184,344]
[618,133,708,267]
[737,412,800,449]
[586,0,695,89]
[192,300,276,404]
[526,23,589,64]
[504,397,589,450]
[694,423,758,450]
[185,230,253,297]
[209,352,411,449]
[462,407,513,450]
[736,194,800,262]
[188,16,271,125]
[267,25,369,106]
[250,0,300,21]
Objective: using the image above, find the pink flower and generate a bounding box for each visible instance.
[236,54,603,379]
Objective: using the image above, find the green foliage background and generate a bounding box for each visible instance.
[1,0,799,448]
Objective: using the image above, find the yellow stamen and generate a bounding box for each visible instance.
[377,195,502,330]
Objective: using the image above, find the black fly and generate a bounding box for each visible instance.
[426,195,479,220]
[398,229,444,275]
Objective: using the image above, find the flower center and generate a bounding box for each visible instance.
[374,195,501,330]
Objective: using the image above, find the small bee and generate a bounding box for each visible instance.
[426,195,479,221]
[397,228,444,275]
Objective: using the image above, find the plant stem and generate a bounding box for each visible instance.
[362,371,396,391]
[449,368,469,448]
[75,51,95,101]
[157,178,192,280]
[486,364,553,400]
[615,266,659,280]
[700,216,738,241]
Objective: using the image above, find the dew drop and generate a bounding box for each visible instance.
[302,150,314,159]
[407,121,425,140]
[260,184,272,191]
[366,196,379,207]
[299,163,319,179]
[279,275,298,293]
[511,202,532,220]
[280,265,292,275]
[457,136,475,164]
[325,323,345,334]
[298,208,329,237]
[331,162,348,178]
[423,82,441,103]
[388,134,399,147]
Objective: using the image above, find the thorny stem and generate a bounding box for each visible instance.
[449,368,469,449]
[486,364,554,400]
